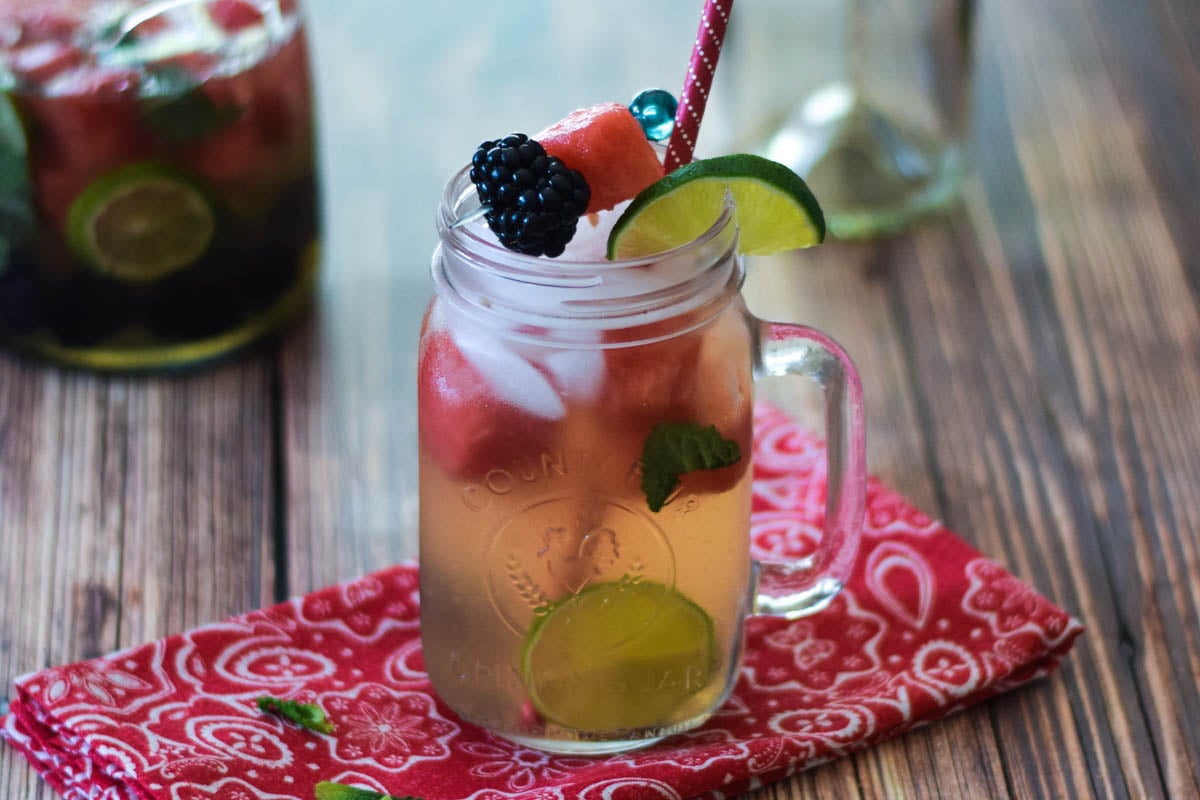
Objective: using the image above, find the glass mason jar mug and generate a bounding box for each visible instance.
[0,0,319,369]
[418,167,867,754]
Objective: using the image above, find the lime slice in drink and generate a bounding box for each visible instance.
[521,580,715,732]
[67,162,215,281]
[607,153,825,259]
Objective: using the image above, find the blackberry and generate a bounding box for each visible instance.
[470,133,590,258]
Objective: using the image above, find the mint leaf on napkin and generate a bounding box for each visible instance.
[256,696,335,735]
[640,422,741,512]
[315,781,421,800]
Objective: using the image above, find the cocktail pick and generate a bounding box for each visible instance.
[630,88,679,142]
[450,205,489,229]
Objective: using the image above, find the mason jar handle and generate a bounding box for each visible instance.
[751,321,867,618]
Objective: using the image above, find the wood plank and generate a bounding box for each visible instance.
[0,355,277,799]
[279,189,425,591]
[1090,0,1200,300]
[978,0,1200,795]
[811,0,1200,796]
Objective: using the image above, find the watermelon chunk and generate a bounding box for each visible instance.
[21,88,153,229]
[597,315,752,501]
[537,102,663,214]
[210,0,264,33]
[600,327,700,429]
[418,326,562,480]
[7,41,84,84]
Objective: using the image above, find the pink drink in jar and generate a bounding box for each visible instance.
[420,195,754,753]
[419,104,866,755]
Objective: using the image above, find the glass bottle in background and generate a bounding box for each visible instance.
[0,0,319,370]
[728,0,976,239]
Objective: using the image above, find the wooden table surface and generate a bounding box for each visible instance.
[3,0,1199,797]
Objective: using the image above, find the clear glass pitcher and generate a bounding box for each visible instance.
[418,167,867,754]
[0,0,319,369]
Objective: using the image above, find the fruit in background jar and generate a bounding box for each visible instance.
[66,161,215,281]
[6,41,83,83]
[418,326,563,480]
[177,113,263,184]
[22,85,152,228]
[210,0,264,32]
[139,66,242,143]
[179,36,312,192]
[538,102,664,214]
[23,89,150,169]
[1,8,77,43]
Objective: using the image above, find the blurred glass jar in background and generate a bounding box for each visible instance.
[0,0,319,370]
[724,0,976,239]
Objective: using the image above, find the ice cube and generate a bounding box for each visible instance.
[7,40,82,82]
[454,323,566,421]
[542,348,605,402]
[419,329,560,480]
[560,203,628,262]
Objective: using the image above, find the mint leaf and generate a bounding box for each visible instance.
[640,422,741,512]
[315,781,421,800]
[257,696,335,735]
[0,93,34,255]
[140,67,242,142]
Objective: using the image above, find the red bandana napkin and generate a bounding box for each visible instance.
[2,403,1082,800]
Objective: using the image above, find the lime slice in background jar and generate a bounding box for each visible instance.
[66,161,216,282]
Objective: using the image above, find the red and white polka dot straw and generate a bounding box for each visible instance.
[664,0,735,172]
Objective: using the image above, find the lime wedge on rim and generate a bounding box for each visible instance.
[607,153,825,259]
[67,162,215,281]
[521,580,716,732]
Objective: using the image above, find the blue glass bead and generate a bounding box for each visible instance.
[629,88,678,142]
